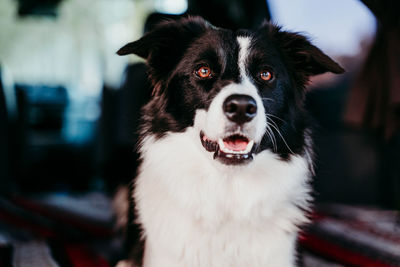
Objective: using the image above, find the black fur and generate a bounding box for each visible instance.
[117,16,344,265]
[124,180,145,266]
[118,16,343,158]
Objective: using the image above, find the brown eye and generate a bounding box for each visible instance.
[260,70,273,81]
[196,66,212,78]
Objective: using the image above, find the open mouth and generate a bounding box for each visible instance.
[200,131,254,165]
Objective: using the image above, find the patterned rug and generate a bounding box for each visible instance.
[0,193,399,267]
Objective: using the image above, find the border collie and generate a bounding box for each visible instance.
[115,16,344,267]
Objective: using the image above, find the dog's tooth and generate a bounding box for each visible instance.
[218,139,225,149]
[248,140,254,148]
[218,139,230,153]
[244,140,254,153]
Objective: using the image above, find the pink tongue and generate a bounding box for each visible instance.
[223,139,248,151]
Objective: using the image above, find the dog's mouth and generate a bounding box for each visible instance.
[200,131,254,165]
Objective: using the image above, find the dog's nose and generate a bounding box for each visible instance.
[223,94,257,124]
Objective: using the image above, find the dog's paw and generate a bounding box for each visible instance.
[115,260,136,267]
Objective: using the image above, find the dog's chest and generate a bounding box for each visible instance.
[135,129,311,267]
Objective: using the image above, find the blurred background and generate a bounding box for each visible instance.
[0,0,399,266]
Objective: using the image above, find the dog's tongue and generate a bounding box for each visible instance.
[223,136,249,151]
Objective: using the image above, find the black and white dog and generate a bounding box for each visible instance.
[116,16,344,267]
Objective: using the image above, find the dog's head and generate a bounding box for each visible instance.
[118,17,344,165]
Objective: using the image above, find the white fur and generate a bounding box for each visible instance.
[237,36,251,81]
[200,36,267,144]
[135,127,311,267]
[199,81,267,143]
[131,35,311,267]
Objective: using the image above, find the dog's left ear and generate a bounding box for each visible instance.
[117,17,210,91]
[270,25,345,76]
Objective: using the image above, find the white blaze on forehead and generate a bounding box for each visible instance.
[237,36,252,81]
[193,35,267,144]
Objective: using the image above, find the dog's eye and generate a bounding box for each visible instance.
[195,66,212,78]
[259,70,273,82]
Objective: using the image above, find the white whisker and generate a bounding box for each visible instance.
[265,126,277,152]
[267,114,286,124]
[261,97,275,102]
[266,117,294,154]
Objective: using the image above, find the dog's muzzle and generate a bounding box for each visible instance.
[199,94,259,165]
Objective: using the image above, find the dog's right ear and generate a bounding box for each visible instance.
[117,17,210,88]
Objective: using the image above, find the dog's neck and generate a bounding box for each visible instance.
[134,128,311,267]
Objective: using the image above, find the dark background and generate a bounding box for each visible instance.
[0,0,399,209]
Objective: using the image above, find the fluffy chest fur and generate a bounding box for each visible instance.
[116,16,343,267]
[135,125,311,267]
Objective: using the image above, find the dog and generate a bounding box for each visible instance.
[115,16,344,267]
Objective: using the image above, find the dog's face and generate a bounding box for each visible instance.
[118,17,343,166]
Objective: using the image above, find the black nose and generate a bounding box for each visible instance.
[223,94,257,124]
